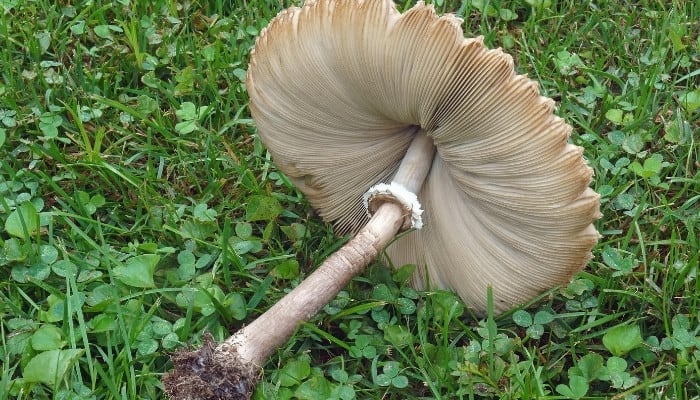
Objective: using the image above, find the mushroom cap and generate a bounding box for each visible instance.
[247,0,601,315]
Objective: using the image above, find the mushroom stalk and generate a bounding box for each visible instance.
[223,203,405,367]
[163,131,436,400]
[392,129,435,193]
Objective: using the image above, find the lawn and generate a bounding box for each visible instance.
[0,0,698,399]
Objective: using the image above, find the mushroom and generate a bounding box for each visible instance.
[163,0,601,398]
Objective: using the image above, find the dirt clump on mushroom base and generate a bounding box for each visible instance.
[163,333,257,400]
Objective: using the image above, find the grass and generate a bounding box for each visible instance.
[0,0,698,398]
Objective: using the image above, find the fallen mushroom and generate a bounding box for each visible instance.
[163,0,601,398]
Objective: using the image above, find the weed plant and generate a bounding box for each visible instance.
[0,0,698,399]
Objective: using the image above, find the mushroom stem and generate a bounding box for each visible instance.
[163,131,436,400]
[222,202,406,367]
[392,129,435,192]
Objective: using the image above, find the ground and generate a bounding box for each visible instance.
[0,0,698,399]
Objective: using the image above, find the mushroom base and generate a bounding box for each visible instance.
[163,333,258,400]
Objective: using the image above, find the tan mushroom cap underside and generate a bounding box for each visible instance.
[247,0,601,315]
